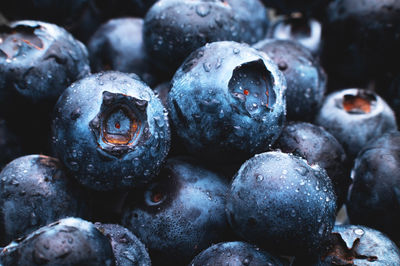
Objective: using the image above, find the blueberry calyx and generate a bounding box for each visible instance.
[341,91,376,114]
[228,59,276,117]
[0,24,43,59]
[90,91,150,158]
[324,231,378,264]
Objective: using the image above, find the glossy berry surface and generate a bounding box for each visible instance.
[274,122,350,209]
[0,155,88,245]
[319,225,400,265]
[168,41,286,163]
[254,39,326,122]
[94,223,151,266]
[143,0,269,75]
[315,88,397,159]
[226,151,336,257]
[0,20,90,105]
[0,217,115,266]
[52,71,170,191]
[88,18,157,87]
[121,157,230,266]
[190,241,283,266]
[347,131,400,242]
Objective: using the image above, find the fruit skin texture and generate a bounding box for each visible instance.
[315,88,397,159]
[52,71,170,191]
[274,122,350,209]
[94,223,151,266]
[121,157,230,266]
[0,217,115,266]
[87,18,157,87]
[226,151,336,257]
[318,224,400,265]
[346,131,400,243]
[143,0,269,75]
[190,241,284,266]
[254,39,326,122]
[0,20,90,105]
[168,41,286,164]
[0,155,89,246]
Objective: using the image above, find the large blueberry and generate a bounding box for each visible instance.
[254,39,326,122]
[168,41,286,164]
[190,241,284,266]
[226,151,336,257]
[274,122,350,209]
[346,131,400,242]
[0,20,90,153]
[143,0,269,75]
[318,225,400,265]
[121,157,230,266]
[315,88,397,159]
[0,155,89,245]
[52,71,170,191]
[0,217,115,265]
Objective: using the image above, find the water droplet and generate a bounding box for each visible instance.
[282,169,288,175]
[233,48,240,54]
[354,228,364,236]
[325,197,330,202]
[290,209,296,217]
[196,4,211,17]
[256,175,264,182]
[203,62,211,72]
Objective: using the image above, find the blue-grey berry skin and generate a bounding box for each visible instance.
[168,41,286,164]
[226,151,336,257]
[143,0,269,75]
[254,39,326,122]
[0,217,115,266]
[189,241,284,266]
[317,225,400,265]
[315,88,397,159]
[0,20,90,105]
[52,71,170,191]
[121,157,230,266]
[87,18,157,87]
[0,155,89,246]
[94,223,151,266]
[346,131,400,243]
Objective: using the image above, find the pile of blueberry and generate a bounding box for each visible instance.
[1,0,400,265]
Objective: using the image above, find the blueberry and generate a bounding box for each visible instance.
[267,17,323,57]
[0,155,89,245]
[143,0,269,76]
[88,18,157,87]
[315,88,398,159]
[0,217,115,265]
[0,20,90,153]
[190,241,284,266]
[346,131,400,243]
[226,151,336,257]
[253,39,326,122]
[322,0,400,87]
[121,157,230,266]
[318,225,400,265]
[274,122,350,209]
[168,41,286,164]
[94,223,151,266]
[52,71,170,191]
